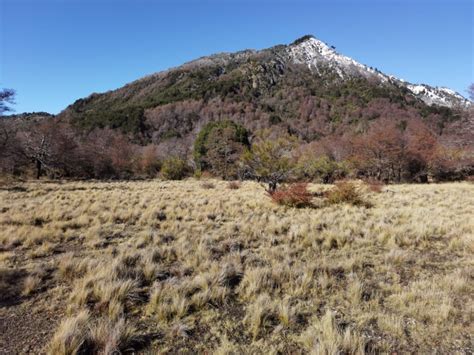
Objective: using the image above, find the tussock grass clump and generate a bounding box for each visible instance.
[87,317,140,354]
[244,293,278,339]
[22,274,42,296]
[48,312,140,355]
[57,253,90,282]
[300,310,366,354]
[48,310,90,355]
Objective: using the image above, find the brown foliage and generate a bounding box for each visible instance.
[364,179,384,193]
[201,182,215,189]
[227,181,241,190]
[351,118,441,182]
[268,183,313,208]
[138,145,161,177]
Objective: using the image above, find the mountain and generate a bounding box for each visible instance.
[60,35,472,148]
[287,36,470,108]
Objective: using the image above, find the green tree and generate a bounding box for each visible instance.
[194,120,249,179]
[240,131,298,192]
[295,154,349,183]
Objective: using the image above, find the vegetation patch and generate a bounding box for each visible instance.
[0,180,472,352]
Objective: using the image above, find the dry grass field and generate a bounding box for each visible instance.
[0,179,473,354]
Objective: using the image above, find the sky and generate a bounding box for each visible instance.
[1,0,473,114]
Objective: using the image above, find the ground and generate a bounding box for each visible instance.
[0,179,472,354]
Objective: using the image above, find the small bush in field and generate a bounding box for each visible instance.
[268,183,313,208]
[161,157,189,180]
[365,179,384,193]
[227,181,241,190]
[199,171,214,180]
[326,181,367,206]
[201,182,215,189]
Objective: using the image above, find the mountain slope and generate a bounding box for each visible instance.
[60,35,471,146]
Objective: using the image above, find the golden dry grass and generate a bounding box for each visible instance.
[0,179,473,353]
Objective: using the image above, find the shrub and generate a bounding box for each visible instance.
[139,145,161,177]
[160,157,189,180]
[201,182,215,189]
[194,170,214,180]
[364,179,384,193]
[325,181,366,206]
[227,181,241,190]
[268,183,313,208]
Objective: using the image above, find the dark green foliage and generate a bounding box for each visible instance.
[73,105,146,135]
[193,120,249,177]
[161,157,189,180]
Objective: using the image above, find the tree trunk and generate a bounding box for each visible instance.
[268,181,277,193]
[36,159,42,179]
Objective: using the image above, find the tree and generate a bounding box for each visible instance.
[139,145,161,177]
[0,119,25,175]
[0,89,15,116]
[404,119,439,182]
[240,130,298,192]
[352,118,407,182]
[194,120,249,179]
[295,152,349,183]
[0,89,16,153]
[18,119,60,179]
[78,128,136,179]
[469,83,474,101]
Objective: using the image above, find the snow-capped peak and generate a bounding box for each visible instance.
[286,35,470,108]
[287,35,387,82]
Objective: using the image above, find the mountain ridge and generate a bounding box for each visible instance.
[129,34,470,109]
[59,35,472,149]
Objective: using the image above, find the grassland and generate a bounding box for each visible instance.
[0,179,472,354]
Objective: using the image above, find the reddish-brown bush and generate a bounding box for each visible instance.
[268,183,313,208]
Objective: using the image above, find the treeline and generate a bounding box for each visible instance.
[1,115,472,184]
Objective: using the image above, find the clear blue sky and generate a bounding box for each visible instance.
[1,0,472,114]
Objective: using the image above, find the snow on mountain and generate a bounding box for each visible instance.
[287,35,470,108]
[287,36,387,82]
